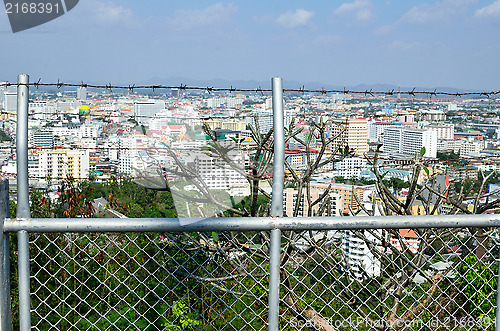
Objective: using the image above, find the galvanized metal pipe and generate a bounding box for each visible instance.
[268,228,281,331]
[0,178,11,331]
[16,74,31,331]
[17,230,30,331]
[16,74,30,220]
[268,77,285,331]
[5,214,500,233]
[270,76,284,217]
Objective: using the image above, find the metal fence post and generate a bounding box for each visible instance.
[16,74,31,331]
[268,77,284,331]
[0,177,11,331]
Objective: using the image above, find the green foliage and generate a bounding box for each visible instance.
[0,130,12,141]
[88,178,177,218]
[437,151,460,162]
[456,254,498,321]
[29,176,96,218]
[163,301,202,330]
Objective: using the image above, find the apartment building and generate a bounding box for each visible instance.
[367,121,395,142]
[310,182,365,214]
[195,119,247,131]
[424,123,454,140]
[330,118,368,156]
[38,149,90,182]
[195,141,247,190]
[332,157,366,179]
[383,127,437,158]
[134,100,166,124]
[342,229,381,279]
[282,187,342,217]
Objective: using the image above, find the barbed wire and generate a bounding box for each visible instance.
[2,81,500,98]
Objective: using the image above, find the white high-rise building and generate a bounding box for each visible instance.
[424,123,454,140]
[342,229,381,279]
[32,129,53,147]
[383,127,437,158]
[0,84,16,108]
[77,87,87,101]
[367,121,395,142]
[149,112,175,131]
[194,141,247,190]
[252,109,273,134]
[206,97,243,109]
[134,100,166,124]
[3,92,17,112]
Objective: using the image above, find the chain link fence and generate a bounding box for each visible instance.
[27,231,269,330]
[14,227,498,331]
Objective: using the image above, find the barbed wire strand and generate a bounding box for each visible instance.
[1,81,500,98]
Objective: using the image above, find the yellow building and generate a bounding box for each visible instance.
[38,149,90,183]
[193,119,247,131]
[330,118,368,156]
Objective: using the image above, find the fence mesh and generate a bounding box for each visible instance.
[24,227,500,331]
[28,232,269,330]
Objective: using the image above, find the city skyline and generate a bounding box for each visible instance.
[1,0,500,90]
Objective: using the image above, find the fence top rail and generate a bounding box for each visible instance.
[3,214,500,233]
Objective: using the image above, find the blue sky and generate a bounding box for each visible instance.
[1,0,500,90]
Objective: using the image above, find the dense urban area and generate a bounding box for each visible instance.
[2,83,500,330]
[2,84,500,214]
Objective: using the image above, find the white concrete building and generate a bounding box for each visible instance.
[134,100,166,124]
[77,87,87,101]
[195,141,247,190]
[459,139,485,157]
[383,127,437,158]
[342,229,381,279]
[424,123,454,140]
[367,121,395,142]
[206,97,243,109]
[333,157,366,178]
[148,111,175,131]
[3,92,17,112]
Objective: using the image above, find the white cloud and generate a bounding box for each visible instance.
[91,1,133,23]
[276,9,314,28]
[334,0,374,23]
[169,3,238,31]
[401,0,475,24]
[475,0,500,19]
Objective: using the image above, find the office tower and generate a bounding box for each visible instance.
[77,87,87,101]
